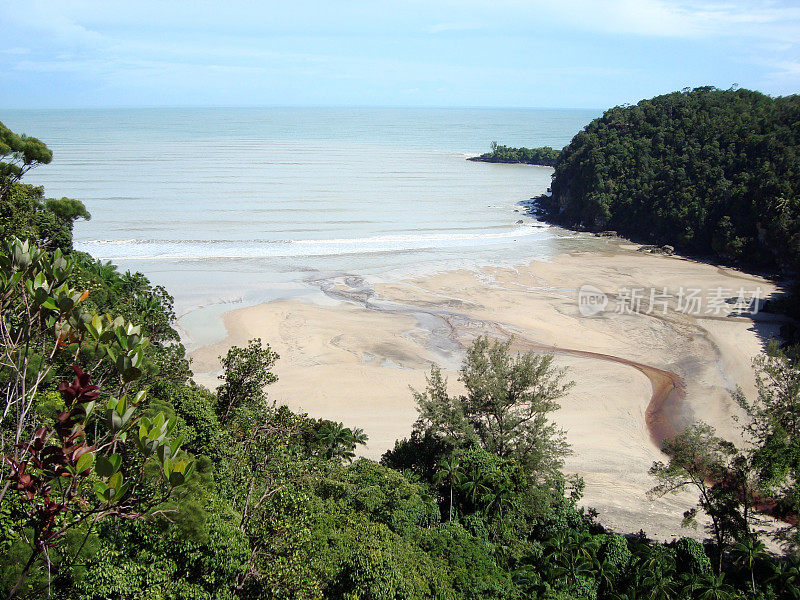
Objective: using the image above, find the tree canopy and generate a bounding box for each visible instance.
[0,121,52,195]
[538,87,800,270]
[0,120,90,252]
[469,143,561,167]
[413,336,572,478]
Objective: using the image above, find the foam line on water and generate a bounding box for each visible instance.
[76,226,548,260]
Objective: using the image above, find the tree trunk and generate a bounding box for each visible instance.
[449,485,453,522]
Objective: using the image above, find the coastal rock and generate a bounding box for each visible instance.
[637,244,676,256]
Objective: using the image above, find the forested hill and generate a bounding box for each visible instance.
[537,87,800,271]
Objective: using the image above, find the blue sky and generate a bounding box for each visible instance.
[1,0,798,109]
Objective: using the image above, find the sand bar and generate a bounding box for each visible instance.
[190,243,784,539]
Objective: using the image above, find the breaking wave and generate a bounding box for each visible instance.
[76,226,547,260]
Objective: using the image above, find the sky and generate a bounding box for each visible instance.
[1,0,799,109]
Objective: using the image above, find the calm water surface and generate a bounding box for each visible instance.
[2,108,602,346]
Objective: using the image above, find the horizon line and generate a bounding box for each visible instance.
[0,104,604,112]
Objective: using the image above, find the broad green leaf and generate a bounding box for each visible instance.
[152,412,165,429]
[121,407,135,427]
[75,452,94,474]
[107,453,122,473]
[108,472,123,490]
[170,435,184,456]
[110,411,123,431]
[81,400,96,421]
[94,481,109,502]
[95,455,114,478]
[121,366,141,383]
[114,483,130,502]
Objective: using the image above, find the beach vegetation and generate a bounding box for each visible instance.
[0,122,52,195]
[737,345,800,551]
[648,422,754,572]
[469,143,561,167]
[413,336,572,478]
[538,87,800,273]
[215,338,279,423]
[0,238,195,598]
[1,121,89,253]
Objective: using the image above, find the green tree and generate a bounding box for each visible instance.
[215,338,279,423]
[596,534,632,595]
[469,143,561,166]
[0,239,195,598]
[539,530,599,599]
[770,556,800,599]
[417,523,517,600]
[649,422,752,572]
[737,346,800,550]
[730,536,767,595]
[0,123,89,252]
[540,87,800,271]
[433,456,462,521]
[694,572,737,600]
[313,421,368,463]
[381,429,455,483]
[674,536,712,577]
[414,336,572,477]
[0,122,52,195]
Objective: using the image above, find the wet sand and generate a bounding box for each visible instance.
[190,242,784,540]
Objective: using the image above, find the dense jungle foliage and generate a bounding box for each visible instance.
[537,87,800,271]
[4,118,800,599]
[469,142,561,166]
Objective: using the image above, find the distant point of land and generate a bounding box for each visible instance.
[468,142,560,167]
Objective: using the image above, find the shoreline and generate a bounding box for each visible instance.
[188,241,783,539]
[467,156,557,167]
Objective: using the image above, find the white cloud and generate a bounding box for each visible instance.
[518,0,800,39]
[1,2,106,47]
[6,1,800,44]
[761,59,800,91]
[2,0,798,107]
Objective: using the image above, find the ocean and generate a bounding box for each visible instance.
[2,107,601,347]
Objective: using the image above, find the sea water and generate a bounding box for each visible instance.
[2,107,601,347]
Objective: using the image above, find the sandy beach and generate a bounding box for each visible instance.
[190,241,784,540]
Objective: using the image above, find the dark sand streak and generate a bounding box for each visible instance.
[317,275,689,452]
[485,323,688,450]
